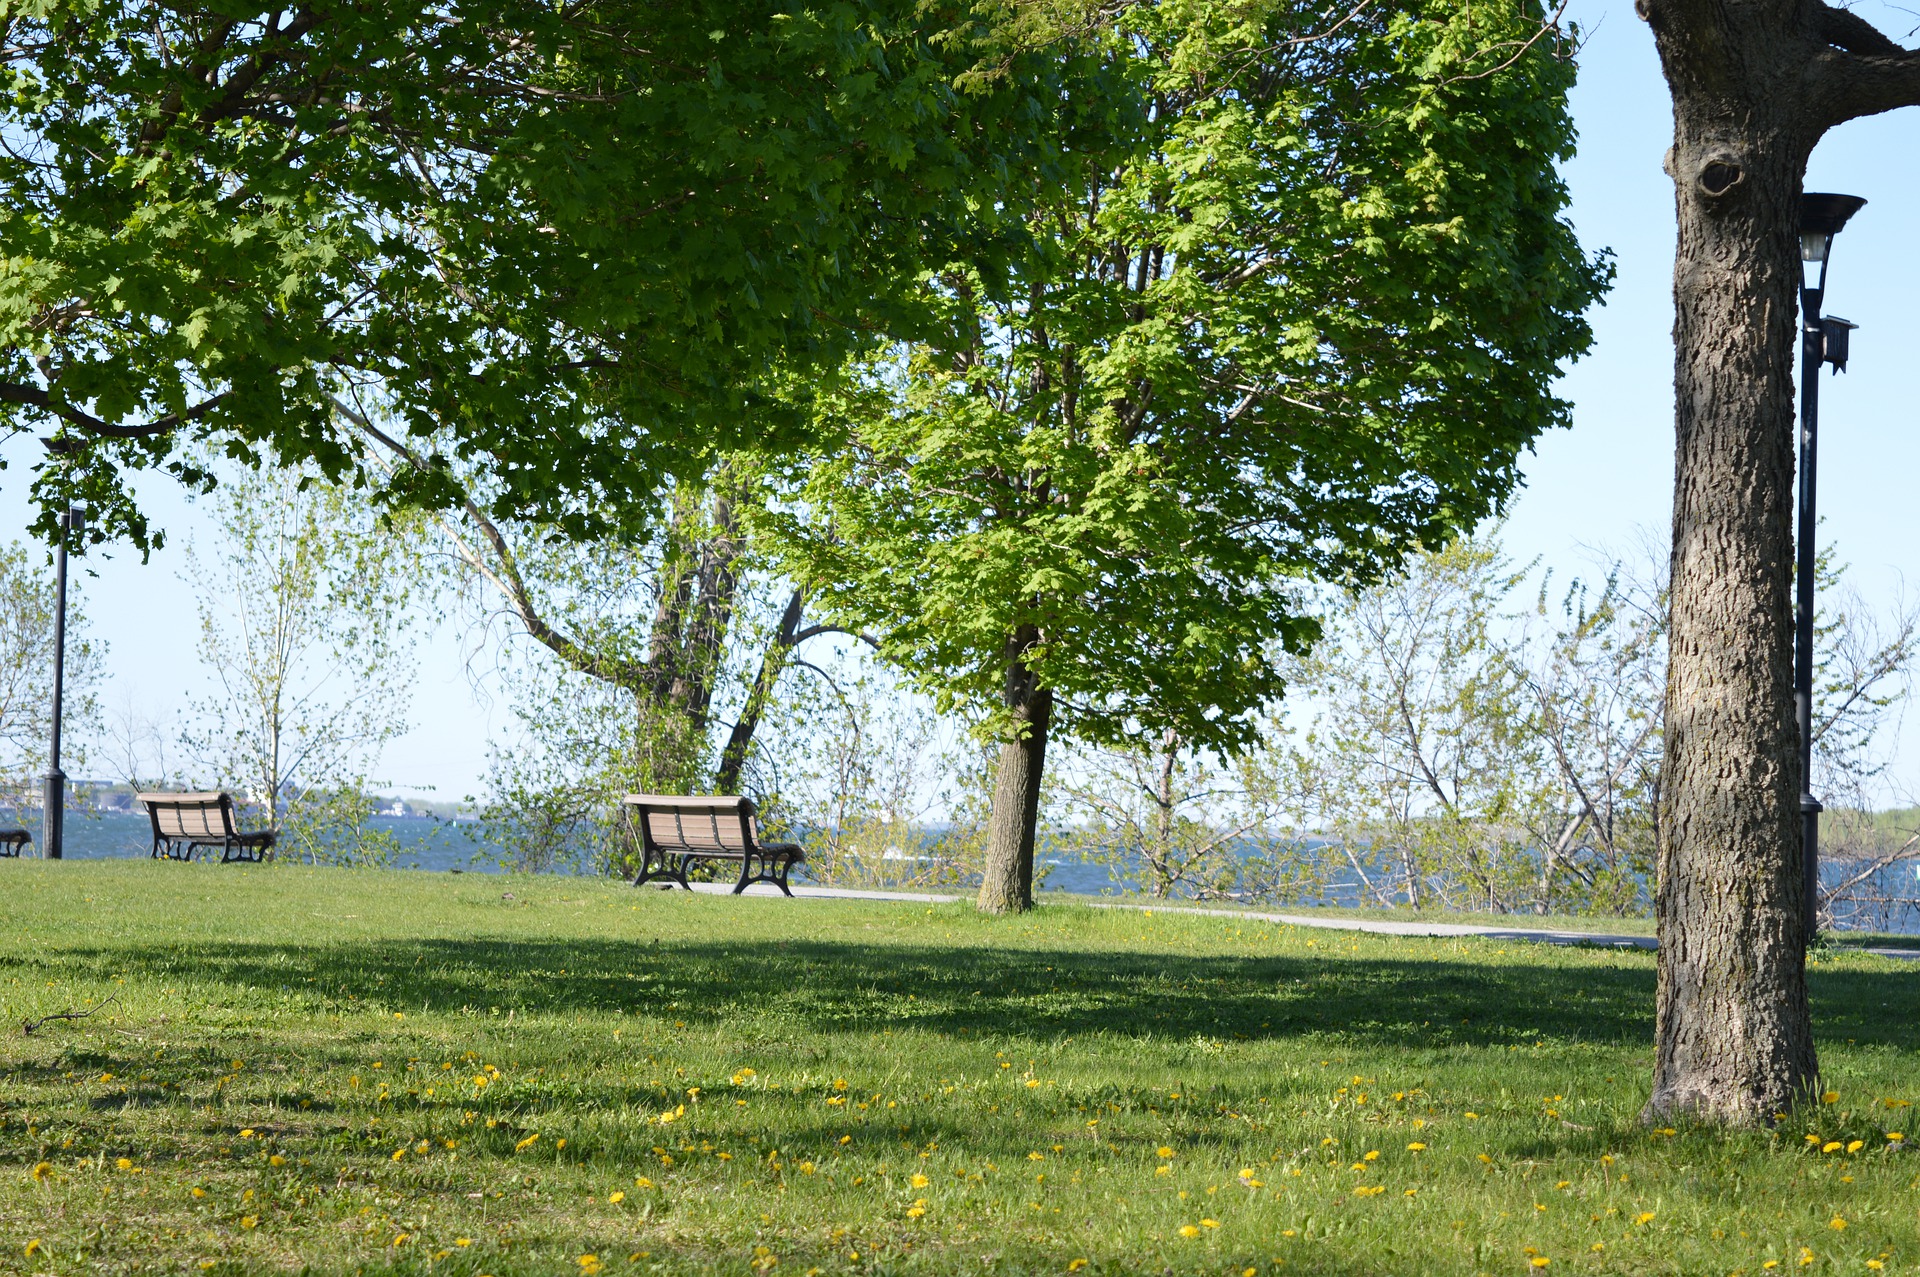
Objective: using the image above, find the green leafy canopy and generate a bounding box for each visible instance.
[762,0,1612,754]
[0,0,1078,551]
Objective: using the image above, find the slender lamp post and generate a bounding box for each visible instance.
[39,437,83,860]
[1795,191,1866,946]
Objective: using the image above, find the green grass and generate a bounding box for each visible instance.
[1,861,1915,1276]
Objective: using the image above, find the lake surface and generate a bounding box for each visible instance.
[12,809,1917,934]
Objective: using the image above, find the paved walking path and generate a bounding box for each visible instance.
[682,882,1920,960]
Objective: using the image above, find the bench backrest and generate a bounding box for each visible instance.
[623,794,756,854]
[138,792,238,839]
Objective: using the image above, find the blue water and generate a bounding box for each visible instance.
[15,809,487,871]
[14,809,1917,934]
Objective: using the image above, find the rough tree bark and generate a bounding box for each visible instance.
[1643,0,1920,1123]
[978,628,1053,914]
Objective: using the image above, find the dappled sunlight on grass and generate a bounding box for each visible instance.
[0,861,1914,1274]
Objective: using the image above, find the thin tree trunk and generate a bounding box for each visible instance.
[979,629,1052,914]
[716,587,805,793]
[1644,80,1817,1122]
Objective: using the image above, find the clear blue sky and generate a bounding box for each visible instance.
[3,2,1917,799]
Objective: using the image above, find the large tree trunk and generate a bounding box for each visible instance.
[1644,35,1819,1122]
[1639,0,1920,1130]
[978,629,1052,914]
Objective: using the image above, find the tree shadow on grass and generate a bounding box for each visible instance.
[7,931,1909,1055]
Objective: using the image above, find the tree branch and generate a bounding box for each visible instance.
[335,396,649,693]
[0,380,227,438]
[1816,9,1920,123]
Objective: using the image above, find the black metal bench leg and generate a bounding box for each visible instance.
[732,851,757,895]
[773,854,795,897]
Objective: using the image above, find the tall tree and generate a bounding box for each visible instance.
[767,0,1607,912]
[0,541,100,791]
[0,0,1080,550]
[1641,0,1920,1122]
[181,461,420,862]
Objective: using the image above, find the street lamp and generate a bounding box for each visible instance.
[39,437,83,861]
[1795,191,1867,946]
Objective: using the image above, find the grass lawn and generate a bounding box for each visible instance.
[1,861,1915,1276]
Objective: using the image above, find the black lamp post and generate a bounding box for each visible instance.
[1795,191,1867,946]
[39,437,83,861]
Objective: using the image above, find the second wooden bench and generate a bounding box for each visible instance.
[621,794,804,896]
[138,791,276,863]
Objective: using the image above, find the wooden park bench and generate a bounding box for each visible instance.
[0,828,29,857]
[621,794,804,896]
[137,792,276,864]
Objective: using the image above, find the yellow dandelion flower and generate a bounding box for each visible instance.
[1407,1142,1427,1152]
[240,1215,258,1230]
[910,1173,930,1188]
[635,1176,654,1188]
[799,1161,816,1175]
[1762,1262,1778,1270]
[239,1129,254,1139]
[1028,1152,1044,1161]
[1068,1262,1089,1273]
[1530,1259,1550,1269]
[1822,1092,1839,1104]
[578,1254,603,1275]
[1178,1225,1200,1239]
[609,1191,625,1204]
[391,1149,406,1162]
[31,1161,51,1181]
[514,1133,540,1153]
[1201,1219,1220,1228]
[1847,1140,1864,1153]
[191,1187,206,1198]
[115,1157,133,1170]
[455,1239,473,1248]
[1158,1146,1175,1158]
[1822,1141,1843,1154]
[1362,1150,1379,1162]
[268,1155,285,1167]
[1156,1165,1172,1176]
[1634,1213,1655,1225]
[1477,1154,1493,1165]
[1867,1262,1884,1272]
[1888,1132,1905,1141]
[25,1240,43,1257]
[392,1234,411,1247]
[1829,1216,1847,1231]
[1590,1244,1605,1254]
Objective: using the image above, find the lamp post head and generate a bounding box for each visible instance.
[1799,193,1867,311]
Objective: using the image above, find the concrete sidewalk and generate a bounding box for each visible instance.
[678,881,1920,960]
